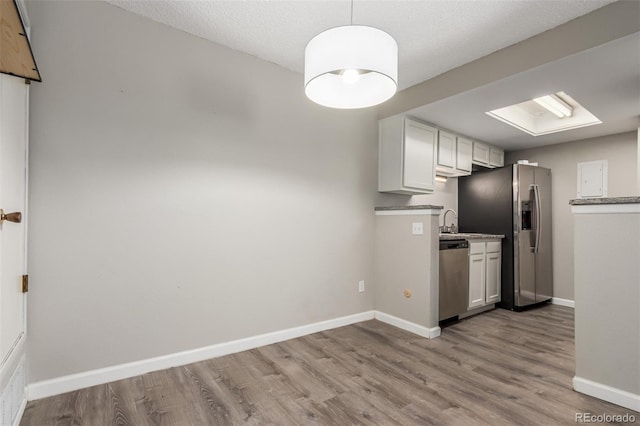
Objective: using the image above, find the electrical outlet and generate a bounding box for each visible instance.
[358,280,365,293]
[412,222,423,235]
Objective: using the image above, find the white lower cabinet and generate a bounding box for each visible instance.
[468,253,486,308]
[485,251,501,304]
[468,240,502,309]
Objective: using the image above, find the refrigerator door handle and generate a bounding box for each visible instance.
[532,183,541,254]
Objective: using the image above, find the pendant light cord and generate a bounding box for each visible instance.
[350,0,353,25]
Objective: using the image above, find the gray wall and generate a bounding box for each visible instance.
[27,1,378,383]
[506,131,638,301]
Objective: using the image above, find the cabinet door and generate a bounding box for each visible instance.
[485,251,501,304]
[403,119,436,191]
[489,148,504,168]
[472,142,490,165]
[468,253,486,309]
[456,137,472,173]
[437,130,456,168]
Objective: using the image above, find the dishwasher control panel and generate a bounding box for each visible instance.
[439,240,469,250]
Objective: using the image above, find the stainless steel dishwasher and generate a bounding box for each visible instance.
[439,239,469,321]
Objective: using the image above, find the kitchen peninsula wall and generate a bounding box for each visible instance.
[571,197,640,411]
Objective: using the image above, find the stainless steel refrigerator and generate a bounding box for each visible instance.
[458,164,552,310]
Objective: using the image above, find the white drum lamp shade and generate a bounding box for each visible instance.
[304,25,398,109]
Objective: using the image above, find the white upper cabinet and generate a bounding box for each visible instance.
[436,132,472,177]
[456,137,473,173]
[404,119,437,190]
[472,141,490,166]
[378,116,436,195]
[489,147,505,168]
[437,130,456,169]
[473,141,505,169]
[380,116,502,194]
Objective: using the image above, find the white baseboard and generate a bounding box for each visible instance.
[552,297,575,308]
[27,310,375,401]
[374,311,441,339]
[573,376,640,411]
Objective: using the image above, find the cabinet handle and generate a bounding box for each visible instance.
[530,184,541,254]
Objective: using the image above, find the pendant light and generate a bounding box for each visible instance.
[304,0,398,109]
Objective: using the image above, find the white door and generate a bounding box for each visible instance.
[0,74,28,373]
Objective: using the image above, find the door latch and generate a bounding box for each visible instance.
[22,275,28,293]
[0,209,22,224]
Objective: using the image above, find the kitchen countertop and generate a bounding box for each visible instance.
[569,196,640,205]
[439,233,505,240]
[375,204,444,211]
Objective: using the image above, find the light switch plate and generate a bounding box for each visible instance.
[412,222,424,235]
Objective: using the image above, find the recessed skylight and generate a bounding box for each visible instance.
[486,92,601,136]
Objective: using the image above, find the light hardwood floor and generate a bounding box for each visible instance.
[21,305,639,425]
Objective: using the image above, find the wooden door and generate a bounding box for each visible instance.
[0,74,28,378]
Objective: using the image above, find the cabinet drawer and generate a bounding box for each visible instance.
[469,242,486,255]
[487,241,501,253]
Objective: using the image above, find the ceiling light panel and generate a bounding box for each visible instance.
[533,94,573,117]
[486,92,601,136]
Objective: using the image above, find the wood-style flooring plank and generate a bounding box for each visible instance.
[20,305,640,425]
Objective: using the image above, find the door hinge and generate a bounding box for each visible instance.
[22,275,28,293]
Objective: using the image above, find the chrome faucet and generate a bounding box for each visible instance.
[441,209,458,233]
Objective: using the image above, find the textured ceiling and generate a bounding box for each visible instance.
[104,0,616,91]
